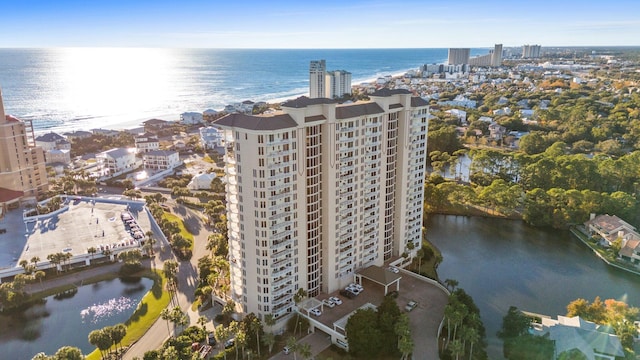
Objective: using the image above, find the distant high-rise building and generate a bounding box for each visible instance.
[325,70,352,99]
[491,44,503,67]
[448,48,471,65]
[522,44,542,58]
[309,60,326,98]
[213,89,429,326]
[0,86,48,210]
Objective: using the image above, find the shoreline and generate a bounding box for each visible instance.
[31,66,422,135]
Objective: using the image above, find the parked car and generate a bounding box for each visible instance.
[283,346,290,355]
[346,284,362,295]
[405,301,418,312]
[388,266,400,274]
[329,296,342,305]
[310,308,322,316]
[340,289,357,299]
[208,333,216,346]
[225,338,235,349]
[323,299,336,308]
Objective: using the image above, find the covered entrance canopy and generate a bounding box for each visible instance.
[355,265,401,295]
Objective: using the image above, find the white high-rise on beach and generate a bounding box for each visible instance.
[447,48,471,65]
[522,44,542,58]
[213,89,429,325]
[309,60,326,98]
[326,70,352,99]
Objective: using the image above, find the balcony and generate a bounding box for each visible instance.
[272,268,293,282]
[271,256,293,269]
[273,283,293,297]
[267,148,293,159]
[271,238,292,251]
[273,292,292,306]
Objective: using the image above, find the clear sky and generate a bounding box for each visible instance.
[2,0,639,48]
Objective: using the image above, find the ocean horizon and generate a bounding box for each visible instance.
[0,48,486,134]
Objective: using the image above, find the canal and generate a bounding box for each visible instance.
[0,276,152,359]
[426,214,640,359]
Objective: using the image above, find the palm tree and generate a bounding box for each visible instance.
[261,332,276,354]
[34,270,46,290]
[286,337,299,360]
[214,323,231,360]
[47,253,61,274]
[416,247,425,274]
[444,279,459,292]
[30,256,40,269]
[462,326,479,360]
[298,342,312,360]
[87,247,97,261]
[248,315,262,358]
[293,288,307,336]
[450,339,464,360]
[451,304,468,343]
[197,315,208,334]
[235,328,246,360]
[110,323,127,354]
[161,308,172,336]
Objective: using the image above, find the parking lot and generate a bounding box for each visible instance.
[18,198,151,264]
[301,268,448,359]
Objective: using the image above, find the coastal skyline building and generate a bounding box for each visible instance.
[491,44,503,67]
[0,86,48,211]
[326,70,352,99]
[468,44,503,67]
[213,89,429,324]
[522,44,542,58]
[309,60,326,98]
[447,48,471,65]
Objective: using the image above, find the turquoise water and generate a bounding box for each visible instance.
[0,277,152,359]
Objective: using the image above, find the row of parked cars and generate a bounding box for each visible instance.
[339,282,364,299]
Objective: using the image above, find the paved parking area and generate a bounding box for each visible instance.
[303,269,448,359]
[18,198,151,264]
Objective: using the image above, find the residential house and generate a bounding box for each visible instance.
[180,112,203,125]
[199,126,225,150]
[143,150,181,171]
[493,107,512,116]
[97,148,137,177]
[62,130,92,141]
[585,214,637,246]
[143,119,174,133]
[35,132,72,165]
[135,132,160,153]
[187,173,216,190]
[445,109,467,123]
[203,109,219,122]
[91,128,120,137]
[529,314,624,360]
[488,122,507,140]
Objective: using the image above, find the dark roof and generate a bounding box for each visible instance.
[411,97,429,107]
[145,150,178,156]
[357,265,402,286]
[35,132,66,142]
[389,103,403,109]
[0,187,24,203]
[102,148,133,158]
[305,115,326,123]
[143,118,171,125]
[281,96,336,108]
[336,103,385,119]
[214,113,297,131]
[370,88,412,97]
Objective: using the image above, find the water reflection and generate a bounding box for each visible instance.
[0,277,152,359]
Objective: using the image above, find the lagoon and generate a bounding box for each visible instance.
[426,214,640,359]
[0,277,152,360]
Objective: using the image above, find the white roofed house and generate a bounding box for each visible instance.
[35,132,72,165]
[180,112,203,125]
[97,148,138,178]
[143,150,181,171]
[585,214,639,247]
[187,173,216,190]
[199,126,224,150]
[488,122,507,141]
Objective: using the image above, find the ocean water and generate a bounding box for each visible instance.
[0,48,483,133]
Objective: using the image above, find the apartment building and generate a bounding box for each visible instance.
[522,44,542,58]
[326,70,352,99]
[309,60,327,99]
[447,48,471,65]
[0,86,48,209]
[213,89,428,324]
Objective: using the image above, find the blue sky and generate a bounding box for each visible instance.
[2,0,639,48]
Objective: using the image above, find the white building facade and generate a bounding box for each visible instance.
[143,150,181,171]
[325,70,352,99]
[214,89,429,325]
[97,148,137,177]
[309,60,326,99]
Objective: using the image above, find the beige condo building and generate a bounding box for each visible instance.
[214,89,429,325]
[0,86,48,210]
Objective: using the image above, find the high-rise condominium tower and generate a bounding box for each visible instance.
[491,44,503,67]
[326,70,352,99]
[447,48,471,65]
[214,89,429,326]
[309,60,326,99]
[522,44,542,58]
[0,86,48,210]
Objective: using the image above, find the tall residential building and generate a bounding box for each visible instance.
[0,86,48,210]
[309,60,326,98]
[491,44,503,67]
[522,44,542,58]
[447,48,471,65]
[325,70,352,99]
[213,89,429,324]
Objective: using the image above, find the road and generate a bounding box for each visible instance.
[123,202,213,359]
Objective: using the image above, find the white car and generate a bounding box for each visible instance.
[329,296,343,305]
[323,299,336,308]
[309,308,322,316]
[388,266,400,274]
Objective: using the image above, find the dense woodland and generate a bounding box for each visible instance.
[425,56,640,228]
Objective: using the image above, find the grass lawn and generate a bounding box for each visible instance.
[163,211,195,251]
[86,269,170,360]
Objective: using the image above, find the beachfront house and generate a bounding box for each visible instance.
[180,112,203,125]
[97,148,138,178]
[585,214,638,246]
[135,132,160,153]
[199,126,225,150]
[529,313,624,360]
[143,150,181,171]
[35,132,72,165]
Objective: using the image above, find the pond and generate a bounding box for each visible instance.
[0,276,153,359]
[426,214,640,359]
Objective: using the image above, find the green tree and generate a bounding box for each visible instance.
[345,308,383,358]
[53,346,84,360]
